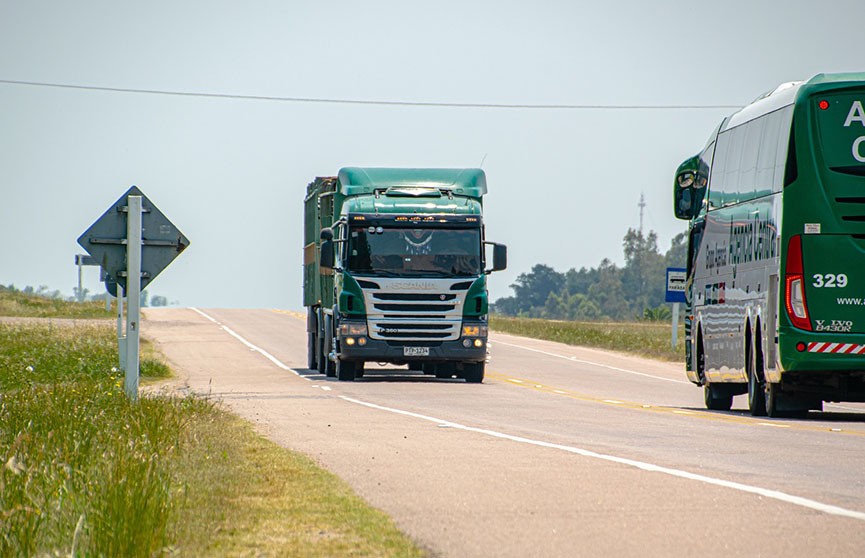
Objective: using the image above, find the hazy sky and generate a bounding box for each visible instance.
[2,1,863,309]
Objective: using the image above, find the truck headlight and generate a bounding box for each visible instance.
[462,325,488,337]
[340,323,368,336]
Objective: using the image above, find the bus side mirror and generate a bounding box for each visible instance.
[320,228,334,271]
[674,181,694,220]
[488,243,507,272]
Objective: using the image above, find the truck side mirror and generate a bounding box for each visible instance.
[489,243,507,272]
[320,228,334,270]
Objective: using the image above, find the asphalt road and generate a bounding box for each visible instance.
[143,308,865,557]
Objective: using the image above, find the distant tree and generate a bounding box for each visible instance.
[510,264,565,315]
[491,296,521,316]
[664,231,688,269]
[140,290,149,308]
[587,258,629,319]
[621,228,665,316]
[563,266,598,296]
[150,295,168,307]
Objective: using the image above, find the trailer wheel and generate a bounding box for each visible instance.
[463,362,485,384]
[307,331,318,370]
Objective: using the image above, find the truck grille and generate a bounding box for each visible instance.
[361,277,471,341]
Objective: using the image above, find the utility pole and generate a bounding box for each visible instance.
[638,192,646,234]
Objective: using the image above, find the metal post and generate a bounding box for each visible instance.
[117,289,126,370]
[77,261,83,302]
[125,195,142,400]
[671,302,680,350]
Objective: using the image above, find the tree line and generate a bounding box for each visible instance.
[1,284,170,307]
[493,228,686,321]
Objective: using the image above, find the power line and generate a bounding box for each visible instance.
[0,78,742,110]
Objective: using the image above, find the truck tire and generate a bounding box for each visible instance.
[463,362,485,384]
[307,332,318,370]
[323,314,335,377]
[336,358,357,381]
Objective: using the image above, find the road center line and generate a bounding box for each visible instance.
[339,395,865,522]
[494,339,689,384]
[189,307,305,379]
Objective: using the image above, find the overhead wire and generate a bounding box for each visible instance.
[0,78,741,110]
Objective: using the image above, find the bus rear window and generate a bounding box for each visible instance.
[816,92,865,175]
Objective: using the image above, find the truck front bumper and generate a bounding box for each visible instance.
[338,336,488,364]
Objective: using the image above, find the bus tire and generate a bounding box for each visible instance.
[704,384,733,411]
[765,382,784,418]
[747,326,767,416]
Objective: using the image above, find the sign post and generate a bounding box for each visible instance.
[77,186,189,400]
[665,267,687,351]
[125,195,142,398]
[74,254,98,303]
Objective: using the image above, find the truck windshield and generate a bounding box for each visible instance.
[347,226,482,277]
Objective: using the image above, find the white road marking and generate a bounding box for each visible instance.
[603,399,624,404]
[339,395,865,522]
[190,307,307,380]
[495,339,689,384]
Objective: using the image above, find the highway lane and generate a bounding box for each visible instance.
[143,308,865,557]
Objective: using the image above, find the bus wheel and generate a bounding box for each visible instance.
[765,382,784,418]
[704,384,733,411]
[747,328,767,416]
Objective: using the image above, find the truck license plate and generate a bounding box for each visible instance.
[403,346,429,357]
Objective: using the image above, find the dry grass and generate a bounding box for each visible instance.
[1,311,424,556]
[491,315,685,362]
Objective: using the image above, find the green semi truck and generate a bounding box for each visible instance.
[303,167,507,382]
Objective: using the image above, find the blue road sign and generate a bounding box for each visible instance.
[665,267,687,304]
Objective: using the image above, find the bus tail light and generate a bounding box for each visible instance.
[784,235,812,331]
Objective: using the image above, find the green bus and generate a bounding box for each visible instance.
[674,73,865,417]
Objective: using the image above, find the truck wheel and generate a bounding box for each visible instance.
[463,362,485,384]
[421,363,437,375]
[316,334,326,374]
[355,362,365,378]
[336,359,357,381]
[323,314,335,377]
[703,384,733,411]
[307,332,318,370]
[407,362,423,371]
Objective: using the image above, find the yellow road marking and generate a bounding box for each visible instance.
[486,371,865,437]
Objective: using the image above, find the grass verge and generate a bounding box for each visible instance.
[0,287,114,319]
[1,320,424,557]
[490,315,685,362]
